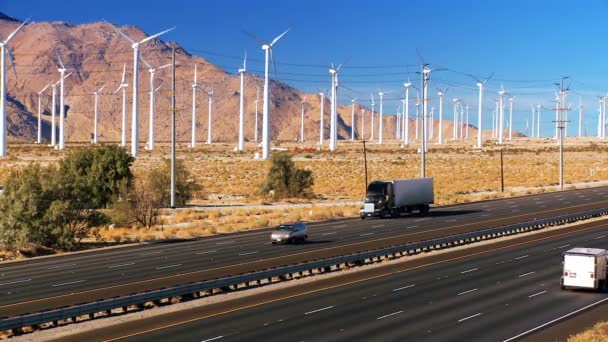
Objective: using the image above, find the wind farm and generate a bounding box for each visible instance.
[2,2,608,341]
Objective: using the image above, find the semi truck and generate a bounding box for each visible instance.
[561,247,608,291]
[360,178,434,219]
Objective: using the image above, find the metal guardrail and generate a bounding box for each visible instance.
[2,207,608,333]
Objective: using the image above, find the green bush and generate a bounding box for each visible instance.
[260,152,314,199]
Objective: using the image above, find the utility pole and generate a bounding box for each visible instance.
[500,148,504,192]
[555,76,569,191]
[420,64,430,178]
[170,47,176,209]
[363,140,368,197]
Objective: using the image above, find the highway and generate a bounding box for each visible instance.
[2,186,608,317]
[74,216,608,342]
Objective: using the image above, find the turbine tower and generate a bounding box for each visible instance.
[469,73,492,148]
[530,105,536,139]
[91,83,107,144]
[378,91,385,144]
[361,109,366,140]
[206,84,214,144]
[403,82,411,145]
[318,91,325,145]
[436,87,448,144]
[0,18,28,157]
[140,57,171,151]
[191,64,199,148]
[254,85,259,142]
[578,96,583,137]
[36,83,51,144]
[244,28,290,160]
[55,51,74,150]
[508,97,514,141]
[370,93,375,141]
[498,85,505,145]
[452,98,459,141]
[328,63,344,151]
[113,25,175,157]
[238,51,246,151]
[113,64,128,147]
[350,97,358,141]
[537,105,541,138]
[300,96,306,142]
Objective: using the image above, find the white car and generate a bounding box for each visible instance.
[270,223,308,244]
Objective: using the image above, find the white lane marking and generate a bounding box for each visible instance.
[528,290,547,298]
[594,235,606,240]
[322,232,337,236]
[446,219,457,222]
[238,251,258,256]
[46,263,77,270]
[52,279,86,287]
[108,263,135,269]
[304,306,334,315]
[195,250,217,255]
[0,278,32,286]
[377,310,403,320]
[518,271,535,278]
[408,225,419,229]
[502,297,608,342]
[139,251,162,256]
[461,268,479,274]
[216,241,235,245]
[515,255,529,260]
[201,336,224,342]
[155,264,182,270]
[557,244,571,249]
[360,232,375,237]
[393,284,415,292]
[335,225,347,228]
[414,219,425,222]
[371,225,384,228]
[457,288,479,296]
[458,312,483,322]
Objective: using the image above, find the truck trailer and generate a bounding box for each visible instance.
[561,247,608,291]
[360,178,434,219]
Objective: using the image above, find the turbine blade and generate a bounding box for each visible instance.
[55,50,65,69]
[243,49,247,70]
[113,26,136,44]
[98,83,107,92]
[6,47,17,78]
[139,27,175,45]
[4,17,29,43]
[193,64,197,84]
[336,57,350,71]
[270,48,277,79]
[139,55,152,70]
[483,72,494,84]
[121,64,126,84]
[270,27,291,47]
[242,29,267,46]
[155,84,163,93]
[157,63,172,70]
[40,83,51,93]
[64,72,72,79]
[114,85,122,94]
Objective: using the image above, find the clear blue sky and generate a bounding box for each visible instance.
[3,0,608,137]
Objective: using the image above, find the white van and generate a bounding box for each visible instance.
[561,247,608,291]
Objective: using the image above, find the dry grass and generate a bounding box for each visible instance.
[568,321,608,342]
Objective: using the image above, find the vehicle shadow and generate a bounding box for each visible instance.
[399,209,481,219]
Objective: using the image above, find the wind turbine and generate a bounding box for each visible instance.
[318,90,325,145]
[436,87,448,144]
[452,98,459,141]
[36,83,51,144]
[537,104,541,138]
[378,89,391,145]
[55,51,75,150]
[468,73,493,148]
[300,96,306,142]
[140,57,171,151]
[238,51,246,151]
[498,84,506,145]
[370,93,375,141]
[191,64,199,148]
[0,18,28,157]
[91,83,107,144]
[530,104,536,139]
[113,64,128,147]
[329,62,345,151]
[465,104,470,139]
[578,96,583,137]
[350,97,358,141]
[508,96,515,141]
[255,85,260,142]
[403,82,411,145]
[113,24,175,157]
[361,109,366,140]
[205,84,214,145]
[244,28,291,160]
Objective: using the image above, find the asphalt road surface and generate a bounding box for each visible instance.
[106,219,608,342]
[2,186,608,317]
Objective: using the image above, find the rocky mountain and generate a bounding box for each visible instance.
[0,13,520,146]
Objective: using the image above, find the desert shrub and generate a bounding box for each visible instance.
[260,152,314,198]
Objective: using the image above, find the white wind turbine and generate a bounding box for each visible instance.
[238,51,247,151]
[436,87,448,144]
[403,82,411,145]
[113,64,128,147]
[530,104,536,138]
[370,93,375,141]
[140,57,171,151]
[497,84,506,144]
[329,62,345,151]
[452,98,459,141]
[508,96,515,141]
[91,83,107,144]
[36,83,51,144]
[377,89,391,145]
[578,96,583,137]
[0,18,28,157]
[537,104,541,138]
[205,84,214,145]
[113,25,175,157]
[318,90,325,145]
[361,108,366,140]
[244,28,291,159]
[350,97,358,141]
[468,73,493,148]
[55,51,75,150]
[191,64,199,148]
[255,85,260,142]
[300,96,306,142]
